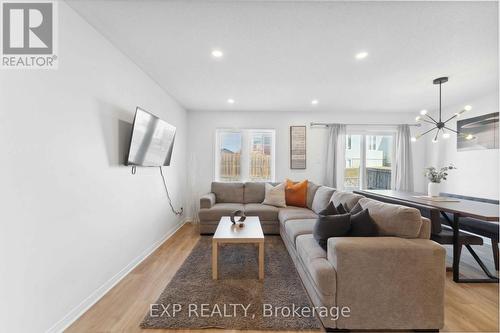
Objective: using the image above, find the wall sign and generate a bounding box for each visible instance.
[290,126,306,169]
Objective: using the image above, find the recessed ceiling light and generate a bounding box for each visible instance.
[227,98,235,104]
[355,51,368,59]
[420,109,428,115]
[311,99,319,105]
[211,49,224,58]
[464,105,472,111]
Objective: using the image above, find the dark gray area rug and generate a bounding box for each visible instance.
[141,236,321,330]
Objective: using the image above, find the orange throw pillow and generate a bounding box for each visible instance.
[285,179,308,207]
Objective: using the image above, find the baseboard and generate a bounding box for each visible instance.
[45,218,187,333]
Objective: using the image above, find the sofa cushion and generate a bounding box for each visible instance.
[306,182,320,209]
[244,203,279,221]
[284,219,316,246]
[198,203,245,221]
[278,206,318,222]
[358,198,423,238]
[243,182,266,203]
[296,234,336,296]
[331,191,364,211]
[262,183,286,207]
[285,179,308,207]
[311,186,336,214]
[211,182,244,203]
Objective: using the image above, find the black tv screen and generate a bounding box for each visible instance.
[127,107,176,166]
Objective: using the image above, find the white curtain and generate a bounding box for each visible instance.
[393,124,414,191]
[324,124,346,189]
[187,152,200,223]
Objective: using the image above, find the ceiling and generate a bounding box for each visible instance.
[68,1,498,113]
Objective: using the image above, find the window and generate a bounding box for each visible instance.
[345,135,361,189]
[217,131,242,181]
[368,136,377,150]
[215,129,275,182]
[344,132,394,190]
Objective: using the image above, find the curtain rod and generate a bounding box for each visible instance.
[310,122,421,127]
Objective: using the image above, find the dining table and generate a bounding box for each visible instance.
[353,189,499,283]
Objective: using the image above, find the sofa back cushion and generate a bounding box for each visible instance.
[331,191,364,211]
[244,182,266,203]
[311,186,336,214]
[358,198,423,238]
[211,182,244,203]
[306,182,320,209]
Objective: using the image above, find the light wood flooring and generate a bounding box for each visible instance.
[66,223,499,333]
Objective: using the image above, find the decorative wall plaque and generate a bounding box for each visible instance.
[290,126,306,169]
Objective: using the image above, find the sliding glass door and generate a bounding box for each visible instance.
[344,134,362,190]
[344,133,394,190]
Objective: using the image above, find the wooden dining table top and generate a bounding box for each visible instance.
[354,189,500,222]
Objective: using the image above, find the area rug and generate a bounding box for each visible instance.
[140,236,322,330]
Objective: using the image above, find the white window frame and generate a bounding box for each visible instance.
[345,126,396,190]
[214,128,276,182]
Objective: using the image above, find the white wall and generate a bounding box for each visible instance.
[425,91,499,200]
[187,110,426,217]
[0,2,188,332]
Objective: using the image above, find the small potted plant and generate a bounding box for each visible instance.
[424,164,456,197]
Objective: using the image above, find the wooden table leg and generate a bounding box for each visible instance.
[212,240,218,280]
[451,213,460,282]
[258,241,264,280]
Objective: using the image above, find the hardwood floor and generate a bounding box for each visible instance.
[66,223,499,333]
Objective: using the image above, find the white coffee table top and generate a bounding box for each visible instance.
[213,216,264,242]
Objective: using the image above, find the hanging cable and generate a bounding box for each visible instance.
[159,166,183,216]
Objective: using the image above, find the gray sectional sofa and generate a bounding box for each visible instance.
[199,181,445,330]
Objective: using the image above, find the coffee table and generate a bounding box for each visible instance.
[212,216,264,280]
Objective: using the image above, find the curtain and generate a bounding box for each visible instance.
[187,152,200,223]
[393,124,414,191]
[324,124,346,189]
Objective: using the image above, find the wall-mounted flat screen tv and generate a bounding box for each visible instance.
[127,107,176,166]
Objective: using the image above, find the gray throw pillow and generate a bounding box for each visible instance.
[349,202,363,215]
[349,209,378,237]
[336,203,348,214]
[319,201,338,216]
[313,213,351,250]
